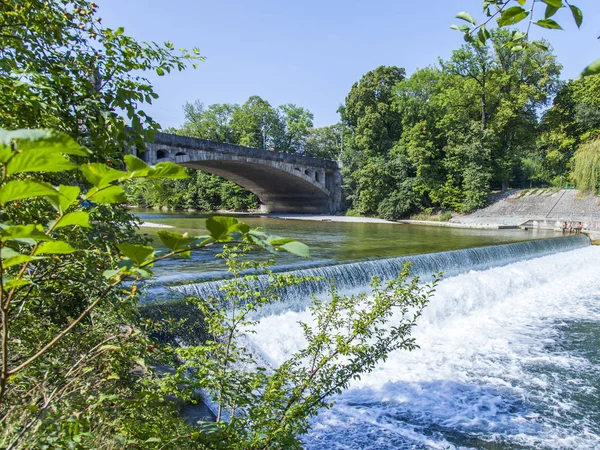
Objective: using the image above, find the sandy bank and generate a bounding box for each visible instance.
[267,214,398,224]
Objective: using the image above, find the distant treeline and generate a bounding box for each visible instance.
[131,29,600,217]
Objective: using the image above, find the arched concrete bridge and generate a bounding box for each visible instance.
[139,132,342,214]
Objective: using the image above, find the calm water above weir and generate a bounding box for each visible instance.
[134,210,559,283]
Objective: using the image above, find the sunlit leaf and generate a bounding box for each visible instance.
[541,0,563,7]
[33,240,76,255]
[124,154,153,177]
[5,151,77,176]
[0,129,89,156]
[0,224,50,243]
[205,216,250,240]
[534,18,563,29]
[497,6,529,26]
[86,185,127,204]
[2,255,41,269]
[569,5,583,28]
[279,241,311,259]
[80,163,127,188]
[0,180,57,205]
[53,211,91,229]
[456,11,476,26]
[581,59,600,77]
[149,162,189,179]
[545,4,560,19]
[117,243,154,266]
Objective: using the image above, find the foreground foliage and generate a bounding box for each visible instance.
[0,129,435,449]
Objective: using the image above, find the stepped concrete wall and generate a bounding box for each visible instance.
[451,189,600,230]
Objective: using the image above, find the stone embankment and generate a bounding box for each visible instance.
[451,189,600,230]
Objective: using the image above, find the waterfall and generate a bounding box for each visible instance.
[169,235,590,314]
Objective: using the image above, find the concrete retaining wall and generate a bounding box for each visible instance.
[452,189,600,230]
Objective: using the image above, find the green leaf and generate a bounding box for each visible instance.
[0,224,50,243]
[117,243,154,266]
[279,241,311,259]
[534,18,563,29]
[53,211,91,229]
[5,151,77,176]
[569,5,583,28]
[124,155,153,177]
[0,180,57,205]
[103,269,123,279]
[533,41,550,51]
[4,278,31,289]
[205,217,250,240]
[156,230,204,254]
[497,6,529,26]
[86,185,128,204]
[57,185,81,213]
[2,255,41,269]
[456,11,476,26]
[545,4,560,19]
[450,24,471,32]
[0,129,89,156]
[33,240,76,255]
[0,145,13,164]
[148,162,189,179]
[581,58,600,77]
[516,0,526,5]
[80,163,127,188]
[541,0,563,7]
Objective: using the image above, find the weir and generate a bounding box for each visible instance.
[170,235,590,313]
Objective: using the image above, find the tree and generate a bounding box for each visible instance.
[230,96,283,150]
[573,139,600,192]
[305,124,344,160]
[0,0,201,153]
[345,66,406,156]
[275,104,314,153]
[180,101,239,143]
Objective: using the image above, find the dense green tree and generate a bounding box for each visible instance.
[230,95,282,150]
[539,75,600,185]
[305,124,344,160]
[341,31,561,216]
[180,101,239,143]
[345,65,406,156]
[275,103,314,153]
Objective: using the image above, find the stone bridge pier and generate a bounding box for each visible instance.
[139,132,342,214]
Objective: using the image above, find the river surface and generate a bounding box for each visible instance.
[135,211,600,449]
[135,210,557,283]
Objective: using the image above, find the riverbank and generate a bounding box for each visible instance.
[267,214,397,224]
[268,214,524,230]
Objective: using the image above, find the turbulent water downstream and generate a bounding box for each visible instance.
[165,233,600,449]
[243,236,600,449]
[138,212,598,449]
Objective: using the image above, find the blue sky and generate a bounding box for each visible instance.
[96,0,599,128]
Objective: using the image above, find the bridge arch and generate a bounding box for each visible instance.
[140,133,342,214]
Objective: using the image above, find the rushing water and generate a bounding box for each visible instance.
[247,239,600,449]
[172,236,589,317]
[137,211,599,448]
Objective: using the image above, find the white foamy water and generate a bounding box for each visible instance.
[248,246,600,449]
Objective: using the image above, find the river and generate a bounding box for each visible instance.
[135,211,600,449]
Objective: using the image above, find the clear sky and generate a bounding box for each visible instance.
[95,0,599,128]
